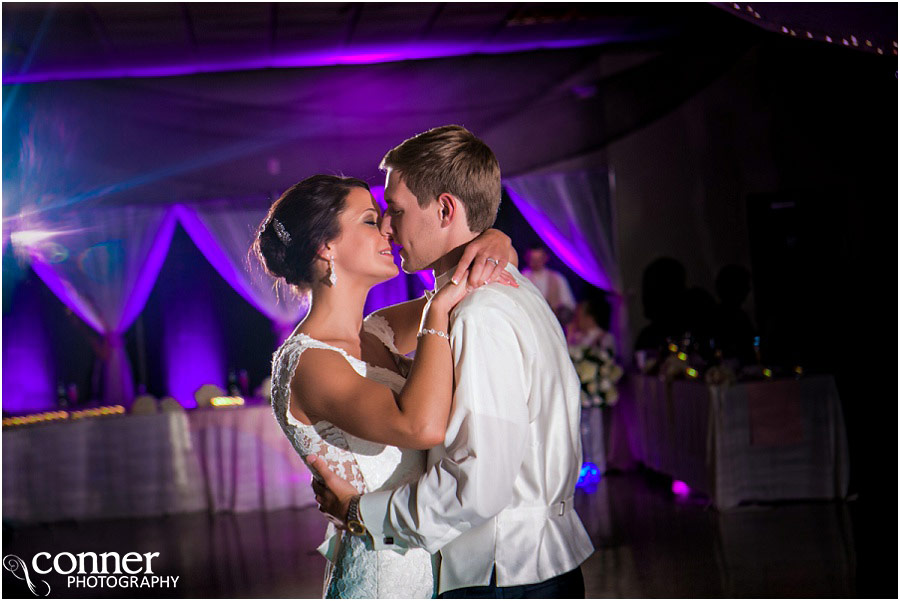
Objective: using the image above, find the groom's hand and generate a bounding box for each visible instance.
[307,454,357,529]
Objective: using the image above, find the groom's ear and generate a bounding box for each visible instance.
[436,192,461,228]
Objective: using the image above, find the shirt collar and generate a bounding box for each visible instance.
[424,267,454,301]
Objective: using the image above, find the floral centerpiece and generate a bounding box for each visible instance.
[568,344,623,408]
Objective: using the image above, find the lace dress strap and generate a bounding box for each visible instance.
[269,333,367,492]
[363,313,402,356]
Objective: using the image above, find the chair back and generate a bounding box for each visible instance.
[159,396,185,413]
[131,395,158,415]
[194,384,226,407]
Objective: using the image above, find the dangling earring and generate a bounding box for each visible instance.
[328,256,337,286]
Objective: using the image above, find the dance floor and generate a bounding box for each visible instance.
[2,470,890,598]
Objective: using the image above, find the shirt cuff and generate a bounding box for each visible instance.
[359,490,405,551]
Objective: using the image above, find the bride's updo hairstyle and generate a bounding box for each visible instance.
[253,174,371,291]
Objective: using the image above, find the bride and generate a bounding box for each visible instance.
[253,174,515,598]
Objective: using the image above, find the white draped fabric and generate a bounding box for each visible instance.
[26,205,178,404]
[503,170,626,350]
[504,170,621,293]
[175,203,307,339]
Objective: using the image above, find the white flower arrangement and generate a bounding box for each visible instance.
[568,344,623,408]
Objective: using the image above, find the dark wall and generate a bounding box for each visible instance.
[601,34,896,592]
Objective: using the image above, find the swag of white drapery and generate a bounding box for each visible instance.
[503,170,626,349]
[23,204,306,406]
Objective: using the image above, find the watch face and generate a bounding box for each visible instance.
[348,520,366,536]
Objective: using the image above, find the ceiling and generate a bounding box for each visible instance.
[3,3,688,83]
[2,3,894,215]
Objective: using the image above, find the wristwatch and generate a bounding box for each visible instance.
[346,495,367,536]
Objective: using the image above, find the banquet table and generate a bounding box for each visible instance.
[3,403,314,524]
[623,374,849,508]
[188,403,314,513]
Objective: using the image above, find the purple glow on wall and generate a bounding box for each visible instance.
[370,185,386,209]
[3,37,617,84]
[163,280,224,408]
[2,281,55,412]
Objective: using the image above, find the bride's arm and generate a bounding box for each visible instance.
[371,228,517,355]
[369,296,427,356]
[292,283,466,450]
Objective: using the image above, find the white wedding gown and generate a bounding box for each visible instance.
[270,314,436,599]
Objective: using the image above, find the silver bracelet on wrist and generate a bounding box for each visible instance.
[418,327,450,340]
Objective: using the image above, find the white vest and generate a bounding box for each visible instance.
[360,265,593,593]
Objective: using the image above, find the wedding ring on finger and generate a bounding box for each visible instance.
[485,257,500,266]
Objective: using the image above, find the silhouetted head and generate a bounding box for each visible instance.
[576,286,613,331]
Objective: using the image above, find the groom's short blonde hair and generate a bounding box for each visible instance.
[380,125,501,233]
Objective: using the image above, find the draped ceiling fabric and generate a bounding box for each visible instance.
[26,206,177,405]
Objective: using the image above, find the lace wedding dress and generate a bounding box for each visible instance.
[270,314,436,598]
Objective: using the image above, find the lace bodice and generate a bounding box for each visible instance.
[270,313,434,598]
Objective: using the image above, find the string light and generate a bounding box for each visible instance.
[686,368,699,378]
[728,4,890,57]
[70,405,125,420]
[3,411,69,427]
[211,396,245,407]
[762,368,773,378]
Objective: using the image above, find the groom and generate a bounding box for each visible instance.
[310,125,593,597]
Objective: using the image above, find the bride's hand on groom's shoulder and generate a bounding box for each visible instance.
[452,228,520,290]
[432,271,471,313]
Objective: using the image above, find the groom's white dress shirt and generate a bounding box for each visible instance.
[359,264,594,594]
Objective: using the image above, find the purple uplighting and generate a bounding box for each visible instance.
[2,37,618,84]
[117,207,179,333]
[163,283,224,409]
[672,480,691,496]
[2,283,55,412]
[504,184,615,291]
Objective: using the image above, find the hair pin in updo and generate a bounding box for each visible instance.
[272,218,292,245]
